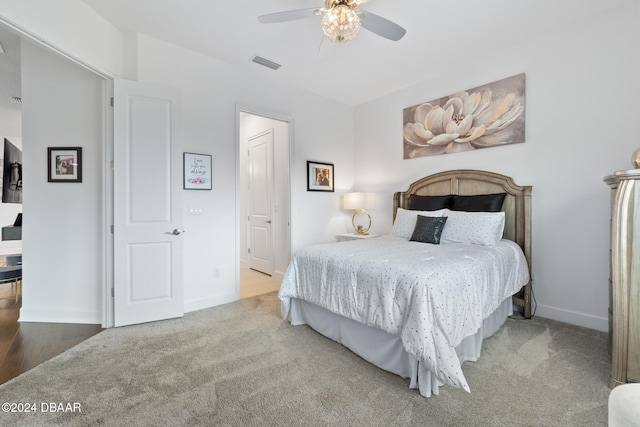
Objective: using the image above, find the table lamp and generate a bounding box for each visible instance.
[343,192,376,235]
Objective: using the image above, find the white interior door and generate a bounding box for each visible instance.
[113,79,184,327]
[248,129,274,275]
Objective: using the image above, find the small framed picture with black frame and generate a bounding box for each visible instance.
[48,147,82,183]
[307,161,334,192]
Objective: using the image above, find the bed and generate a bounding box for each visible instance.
[279,169,532,397]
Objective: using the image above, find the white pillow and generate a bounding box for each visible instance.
[391,208,446,239]
[440,209,505,246]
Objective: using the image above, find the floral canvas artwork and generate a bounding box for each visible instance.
[403,73,525,159]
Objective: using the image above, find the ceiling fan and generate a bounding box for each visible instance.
[258,0,406,44]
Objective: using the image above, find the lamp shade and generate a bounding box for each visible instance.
[344,192,376,210]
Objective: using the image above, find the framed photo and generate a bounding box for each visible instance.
[183,152,212,190]
[48,147,82,183]
[307,161,334,192]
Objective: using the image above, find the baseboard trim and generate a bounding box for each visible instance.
[19,308,101,324]
[534,303,608,332]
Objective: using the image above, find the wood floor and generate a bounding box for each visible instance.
[0,282,103,385]
[0,267,281,386]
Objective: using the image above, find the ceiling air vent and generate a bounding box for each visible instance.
[251,55,281,70]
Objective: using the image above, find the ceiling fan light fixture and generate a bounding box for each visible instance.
[321,4,361,43]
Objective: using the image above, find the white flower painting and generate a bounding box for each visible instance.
[403,74,525,159]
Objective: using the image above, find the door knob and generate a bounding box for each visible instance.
[171,229,183,235]
[265,219,272,224]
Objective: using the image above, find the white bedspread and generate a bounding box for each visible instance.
[278,235,530,392]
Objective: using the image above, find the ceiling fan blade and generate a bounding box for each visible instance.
[317,36,335,58]
[360,11,406,41]
[258,8,321,24]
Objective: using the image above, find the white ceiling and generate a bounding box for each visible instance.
[0,0,630,123]
[80,0,628,106]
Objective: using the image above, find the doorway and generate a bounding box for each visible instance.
[238,110,291,298]
[0,24,104,384]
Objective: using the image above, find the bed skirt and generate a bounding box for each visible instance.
[287,297,512,398]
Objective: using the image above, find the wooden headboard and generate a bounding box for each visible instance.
[393,169,533,318]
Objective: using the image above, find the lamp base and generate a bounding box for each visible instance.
[352,209,371,235]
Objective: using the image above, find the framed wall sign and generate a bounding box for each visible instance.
[183,152,212,190]
[307,161,334,192]
[48,147,82,183]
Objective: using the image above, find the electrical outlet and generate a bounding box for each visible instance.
[213,267,221,278]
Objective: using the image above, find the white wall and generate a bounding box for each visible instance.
[353,2,640,331]
[238,112,291,277]
[0,2,354,323]
[20,39,104,323]
[9,0,631,333]
[0,0,122,78]
[129,33,355,312]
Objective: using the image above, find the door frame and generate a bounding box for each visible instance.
[236,105,294,298]
[102,78,115,328]
[0,18,115,328]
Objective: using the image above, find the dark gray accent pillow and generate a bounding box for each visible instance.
[409,215,448,244]
[449,193,507,212]
[408,195,451,211]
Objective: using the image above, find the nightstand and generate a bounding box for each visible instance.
[336,233,379,242]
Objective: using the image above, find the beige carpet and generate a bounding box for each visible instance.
[0,292,611,426]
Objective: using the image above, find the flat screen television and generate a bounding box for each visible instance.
[3,138,22,204]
